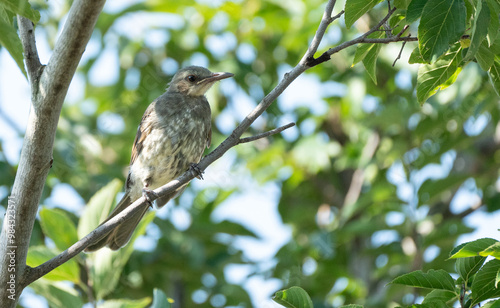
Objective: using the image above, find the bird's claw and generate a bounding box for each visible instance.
[189,163,204,180]
[142,188,159,207]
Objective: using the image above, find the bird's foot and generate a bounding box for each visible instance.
[189,163,204,180]
[142,188,159,208]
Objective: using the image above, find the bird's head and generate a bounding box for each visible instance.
[168,66,234,97]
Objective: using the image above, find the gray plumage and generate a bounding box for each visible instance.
[86,66,233,251]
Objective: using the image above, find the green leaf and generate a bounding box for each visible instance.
[418,0,466,62]
[404,301,449,308]
[456,256,487,282]
[497,268,500,288]
[344,0,382,29]
[90,211,155,300]
[422,290,458,304]
[416,46,462,103]
[353,32,385,66]
[463,0,490,62]
[0,19,27,78]
[486,0,499,45]
[97,298,151,308]
[480,242,500,259]
[363,43,381,84]
[0,0,40,23]
[449,238,499,258]
[78,178,123,238]
[340,305,364,308]
[409,46,426,64]
[489,58,500,97]
[471,259,500,306]
[26,246,80,282]
[39,208,78,251]
[353,32,384,85]
[272,286,314,308]
[482,299,500,308]
[30,279,83,308]
[406,0,427,23]
[394,0,411,10]
[151,289,173,308]
[476,41,495,70]
[389,269,455,291]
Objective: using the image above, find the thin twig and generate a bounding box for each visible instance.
[393,34,410,66]
[238,122,296,144]
[304,0,339,58]
[306,6,399,67]
[301,0,339,66]
[342,132,380,208]
[16,16,41,84]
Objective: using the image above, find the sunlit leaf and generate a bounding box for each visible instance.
[344,0,382,29]
[78,179,123,238]
[449,238,498,258]
[30,279,83,308]
[482,299,500,308]
[151,289,173,308]
[480,242,500,259]
[353,32,384,66]
[26,246,80,283]
[416,46,462,103]
[0,19,27,78]
[97,297,151,308]
[0,0,40,23]
[39,207,78,251]
[272,286,314,308]
[90,211,155,300]
[390,269,455,291]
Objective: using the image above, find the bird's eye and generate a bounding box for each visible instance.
[186,75,197,82]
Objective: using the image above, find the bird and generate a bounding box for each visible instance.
[85,66,234,251]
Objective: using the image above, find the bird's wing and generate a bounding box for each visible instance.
[130,104,155,165]
[206,126,212,149]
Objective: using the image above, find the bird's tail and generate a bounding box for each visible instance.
[85,192,149,252]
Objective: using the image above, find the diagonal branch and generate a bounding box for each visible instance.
[23,0,341,285]
[238,122,296,144]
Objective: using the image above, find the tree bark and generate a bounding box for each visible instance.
[0,0,106,306]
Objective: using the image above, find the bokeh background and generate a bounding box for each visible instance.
[1,0,500,307]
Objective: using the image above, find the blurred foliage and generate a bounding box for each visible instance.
[1,0,500,307]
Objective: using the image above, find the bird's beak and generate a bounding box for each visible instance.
[202,72,234,83]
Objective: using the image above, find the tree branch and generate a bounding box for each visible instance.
[0,0,106,306]
[342,132,380,208]
[238,122,296,144]
[23,0,342,285]
[16,16,41,86]
[306,6,404,67]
